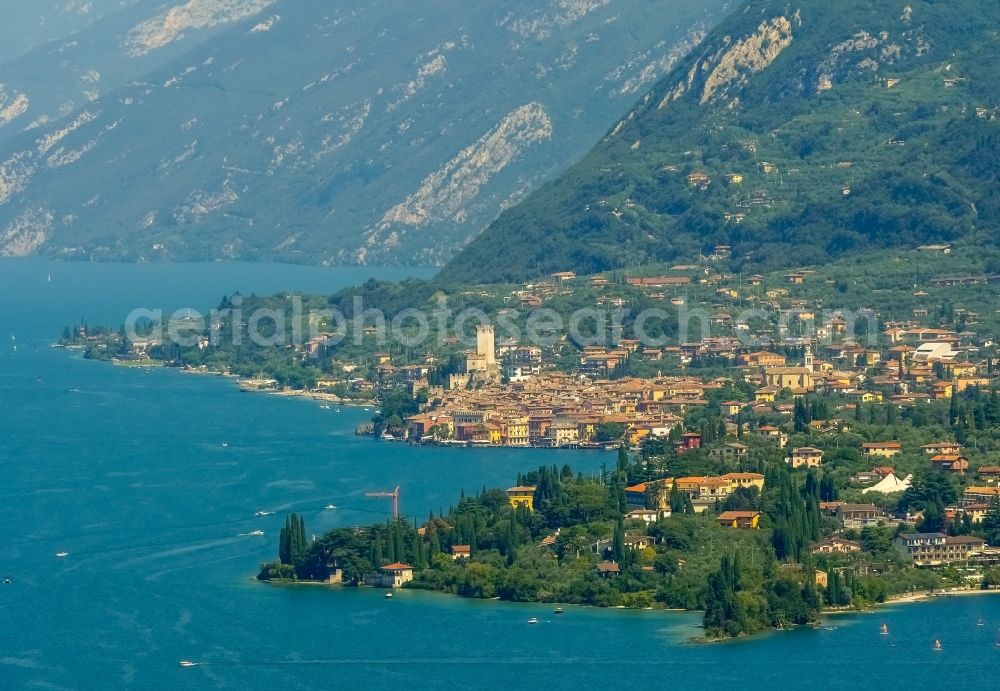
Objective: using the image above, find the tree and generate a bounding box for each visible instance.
[983,500,1000,546]
[612,518,626,564]
[595,423,626,443]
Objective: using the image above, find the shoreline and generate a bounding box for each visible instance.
[822,587,1000,615]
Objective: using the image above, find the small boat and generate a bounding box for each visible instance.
[528,617,539,625]
[880,624,889,636]
[248,530,264,536]
[55,552,69,558]
[977,618,985,627]
[221,442,228,448]
[335,408,341,413]
[319,404,331,410]
[553,607,564,615]
[325,504,337,510]
[3,577,11,584]
[178,660,197,668]
[385,592,393,599]
[933,639,942,651]
[254,511,273,517]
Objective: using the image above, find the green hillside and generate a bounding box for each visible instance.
[440,0,1000,283]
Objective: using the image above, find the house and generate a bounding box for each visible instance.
[717,511,761,529]
[978,466,1000,483]
[962,486,1000,505]
[506,486,537,511]
[711,442,749,461]
[757,425,788,448]
[764,367,813,392]
[624,533,656,550]
[720,401,745,417]
[625,509,665,524]
[862,441,902,458]
[720,472,765,492]
[378,563,414,588]
[923,442,962,456]
[625,483,651,510]
[595,561,621,577]
[811,537,862,555]
[856,466,895,483]
[789,446,824,469]
[675,432,702,454]
[930,454,969,474]
[894,534,985,566]
[697,477,735,504]
[451,545,471,560]
[836,503,880,529]
[743,351,787,367]
[755,387,779,403]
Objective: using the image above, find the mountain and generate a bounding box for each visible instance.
[439,0,1000,284]
[0,1,271,145]
[0,0,733,262]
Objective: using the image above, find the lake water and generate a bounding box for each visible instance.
[2,259,1000,689]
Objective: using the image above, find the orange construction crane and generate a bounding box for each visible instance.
[365,485,400,520]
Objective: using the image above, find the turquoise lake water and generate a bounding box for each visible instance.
[2,259,1000,689]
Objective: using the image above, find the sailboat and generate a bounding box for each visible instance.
[933,639,942,651]
[880,623,889,636]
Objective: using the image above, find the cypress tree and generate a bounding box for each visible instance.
[617,445,629,472]
[612,518,626,563]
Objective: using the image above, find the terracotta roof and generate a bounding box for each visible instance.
[381,563,414,571]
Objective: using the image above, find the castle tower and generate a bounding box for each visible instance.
[476,325,496,366]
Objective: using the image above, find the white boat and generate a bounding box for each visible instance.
[528,617,539,625]
[385,592,393,599]
[325,504,337,510]
[933,639,942,651]
[221,442,228,448]
[248,530,265,536]
[55,552,69,558]
[179,660,197,668]
[254,511,273,517]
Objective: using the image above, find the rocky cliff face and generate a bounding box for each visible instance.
[0,0,732,263]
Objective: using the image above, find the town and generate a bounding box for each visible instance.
[66,247,1000,636]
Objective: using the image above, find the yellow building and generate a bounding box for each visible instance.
[501,418,530,446]
[485,423,502,444]
[755,387,778,403]
[862,442,902,458]
[765,367,813,392]
[717,511,761,529]
[720,472,765,492]
[506,486,537,511]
